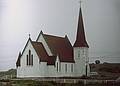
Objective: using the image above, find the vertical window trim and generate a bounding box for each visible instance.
[29,50,31,65]
[78,50,80,58]
[65,64,67,72]
[59,63,61,72]
[39,59,41,64]
[27,50,33,66]
[82,49,85,55]
[31,54,33,66]
[27,55,28,66]
[71,64,73,72]
[57,62,58,72]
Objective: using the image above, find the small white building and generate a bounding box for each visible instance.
[16,7,90,78]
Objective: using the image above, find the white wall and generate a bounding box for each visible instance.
[17,33,90,78]
[17,40,48,77]
[17,42,90,78]
[74,47,90,76]
[42,56,75,77]
[53,56,75,77]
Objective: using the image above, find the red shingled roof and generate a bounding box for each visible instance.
[16,34,74,67]
[43,34,74,63]
[32,42,49,62]
[31,41,57,65]
[47,56,56,65]
[73,7,89,48]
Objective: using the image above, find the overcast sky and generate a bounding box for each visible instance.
[0,0,120,71]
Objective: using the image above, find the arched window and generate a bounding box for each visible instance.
[57,62,58,72]
[71,64,73,72]
[82,49,85,55]
[59,63,61,72]
[27,50,33,66]
[31,54,33,65]
[78,50,80,58]
[65,64,67,72]
[29,50,31,65]
[26,55,29,65]
[39,59,41,64]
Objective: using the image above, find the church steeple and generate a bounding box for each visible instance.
[73,7,89,48]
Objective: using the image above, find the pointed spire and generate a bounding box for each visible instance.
[29,34,31,38]
[28,33,32,42]
[65,35,68,39]
[40,30,43,34]
[79,0,82,7]
[73,7,89,48]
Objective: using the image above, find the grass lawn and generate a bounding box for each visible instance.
[0,79,119,86]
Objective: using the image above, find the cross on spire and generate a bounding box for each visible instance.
[29,34,31,38]
[79,0,83,7]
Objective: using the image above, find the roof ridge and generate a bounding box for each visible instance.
[32,41,42,43]
[43,34,65,39]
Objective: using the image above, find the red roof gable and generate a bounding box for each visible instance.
[47,56,56,65]
[43,34,74,63]
[32,42,49,62]
[73,7,89,48]
[31,41,57,65]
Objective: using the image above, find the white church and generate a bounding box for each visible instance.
[16,7,90,78]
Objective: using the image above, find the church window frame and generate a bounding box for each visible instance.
[39,59,41,64]
[71,64,74,72]
[82,48,85,55]
[59,62,61,72]
[26,50,33,66]
[56,62,58,72]
[65,64,67,72]
[26,55,29,66]
[31,54,33,66]
[29,50,31,65]
[78,50,80,58]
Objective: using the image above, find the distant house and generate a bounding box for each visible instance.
[16,7,90,78]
